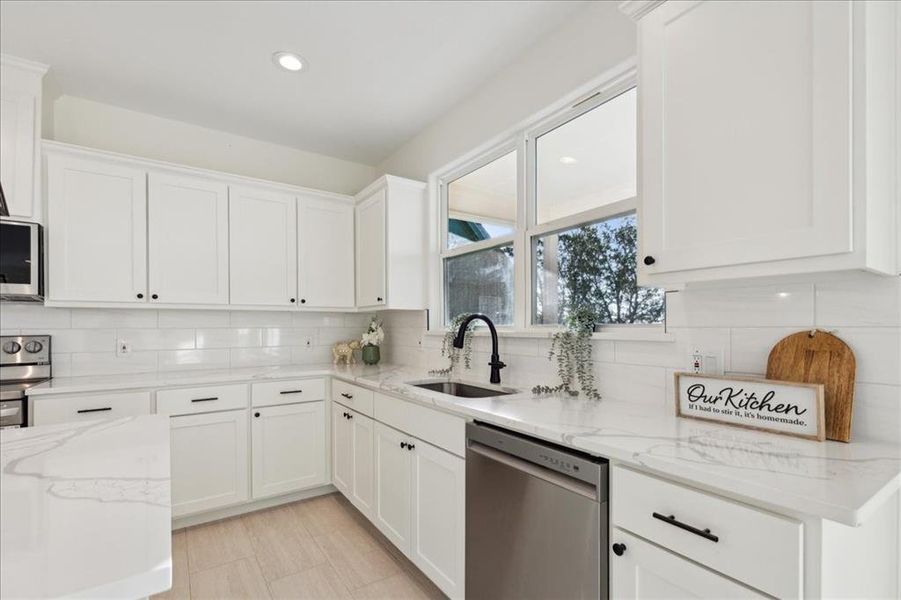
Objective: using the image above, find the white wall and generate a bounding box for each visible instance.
[377,1,636,180]
[0,305,372,376]
[45,95,377,195]
[381,273,901,445]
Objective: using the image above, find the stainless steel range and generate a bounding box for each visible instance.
[0,334,51,429]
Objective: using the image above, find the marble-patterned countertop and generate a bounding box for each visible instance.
[0,415,172,599]
[28,363,901,527]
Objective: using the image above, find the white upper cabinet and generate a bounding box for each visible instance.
[148,172,229,305]
[634,0,898,284]
[229,184,298,307]
[298,193,354,308]
[354,175,428,309]
[356,187,387,308]
[0,54,46,222]
[47,153,148,303]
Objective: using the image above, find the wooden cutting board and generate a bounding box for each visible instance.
[766,330,856,442]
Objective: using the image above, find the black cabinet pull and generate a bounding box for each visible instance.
[400,442,408,449]
[300,299,306,304]
[407,443,415,450]
[376,297,383,302]
[652,512,719,543]
[136,293,144,299]
[77,407,112,414]
[191,397,218,403]
[151,293,159,299]
[643,256,656,266]
[290,298,296,303]
[340,393,353,399]
[347,413,353,419]
[612,543,627,556]
[254,412,261,417]
[279,390,303,395]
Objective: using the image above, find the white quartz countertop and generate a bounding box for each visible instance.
[0,415,172,599]
[28,364,901,527]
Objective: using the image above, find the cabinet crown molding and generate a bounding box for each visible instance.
[354,174,427,201]
[0,53,49,75]
[618,0,666,21]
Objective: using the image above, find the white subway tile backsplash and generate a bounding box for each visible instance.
[70,351,158,376]
[158,349,230,371]
[291,346,333,365]
[230,311,294,328]
[318,327,363,347]
[195,328,262,349]
[158,310,230,328]
[117,328,195,351]
[730,327,799,374]
[666,283,815,328]
[293,312,346,328]
[71,308,158,329]
[262,328,317,347]
[851,383,901,444]
[596,362,667,404]
[815,275,901,327]
[230,347,292,367]
[0,305,71,329]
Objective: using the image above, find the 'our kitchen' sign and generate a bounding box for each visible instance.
[675,373,825,441]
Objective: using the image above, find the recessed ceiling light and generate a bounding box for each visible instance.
[272,51,305,72]
[559,156,578,165]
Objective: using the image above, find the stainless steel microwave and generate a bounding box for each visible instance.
[0,219,43,302]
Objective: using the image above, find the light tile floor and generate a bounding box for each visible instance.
[153,493,447,600]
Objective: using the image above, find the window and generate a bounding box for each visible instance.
[446,151,516,249]
[438,72,662,331]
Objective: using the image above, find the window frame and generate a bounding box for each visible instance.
[432,62,664,335]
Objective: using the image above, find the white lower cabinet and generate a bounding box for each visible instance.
[170,409,249,518]
[610,529,765,599]
[251,401,326,499]
[373,423,413,552]
[410,437,465,599]
[331,402,375,519]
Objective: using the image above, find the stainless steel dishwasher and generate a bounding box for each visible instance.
[466,421,609,600]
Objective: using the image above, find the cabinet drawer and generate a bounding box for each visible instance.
[32,391,151,426]
[373,392,465,457]
[611,465,802,598]
[332,379,374,417]
[156,384,247,416]
[252,378,325,408]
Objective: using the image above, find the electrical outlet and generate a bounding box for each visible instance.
[689,349,724,376]
[117,339,130,356]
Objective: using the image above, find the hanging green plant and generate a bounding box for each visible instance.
[532,306,601,400]
[428,313,475,376]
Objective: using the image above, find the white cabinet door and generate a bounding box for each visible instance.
[170,409,249,518]
[251,401,326,499]
[373,422,413,554]
[355,189,386,308]
[331,402,353,496]
[298,193,354,308]
[47,155,148,302]
[411,439,465,599]
[0,89,36,219]
[639,1,853,275]
[229,184,297,307]
[148,172,229,305]
[350,411,376,518]
[610,529,766,599]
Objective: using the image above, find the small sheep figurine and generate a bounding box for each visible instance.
[332,340,361,365]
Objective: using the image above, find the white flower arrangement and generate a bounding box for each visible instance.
[361,316,385,347]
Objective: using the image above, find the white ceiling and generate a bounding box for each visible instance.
[0,0,589,165]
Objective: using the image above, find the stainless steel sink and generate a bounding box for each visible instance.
[409,380,517,398]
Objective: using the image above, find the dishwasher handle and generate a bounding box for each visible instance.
[468,440,600,501]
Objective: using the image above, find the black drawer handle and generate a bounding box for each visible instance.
[340,393,353,399]
[77,407,112,414]
[652,512,719,543]
[280,390,303,395]
[347,413,353,419]
[407,443,415,450]
[191,397,219,403]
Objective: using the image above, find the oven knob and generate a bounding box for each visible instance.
[2,341,22,354]
[24,341,44,353]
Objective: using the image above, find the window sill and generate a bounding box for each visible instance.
[423,327,675,343]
